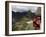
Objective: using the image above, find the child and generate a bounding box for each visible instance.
[33,16,41,30]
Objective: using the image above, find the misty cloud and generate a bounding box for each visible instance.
[12,5,38,13]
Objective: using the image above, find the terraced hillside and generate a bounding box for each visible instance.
[12,11,35,31]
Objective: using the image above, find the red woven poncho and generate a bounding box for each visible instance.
[33,16,41,30]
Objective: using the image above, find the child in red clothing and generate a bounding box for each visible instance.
[33,16,41,30]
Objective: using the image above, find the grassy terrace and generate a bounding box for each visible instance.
[12,16,34,31]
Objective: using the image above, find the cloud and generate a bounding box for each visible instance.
[12,5,38,13]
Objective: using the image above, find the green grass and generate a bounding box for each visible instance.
[12,16,34,31]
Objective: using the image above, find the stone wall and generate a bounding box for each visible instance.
[35,7,41,16]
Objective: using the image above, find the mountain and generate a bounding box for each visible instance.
[12,11,35,22]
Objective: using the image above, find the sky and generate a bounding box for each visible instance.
[12,5,38,13]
